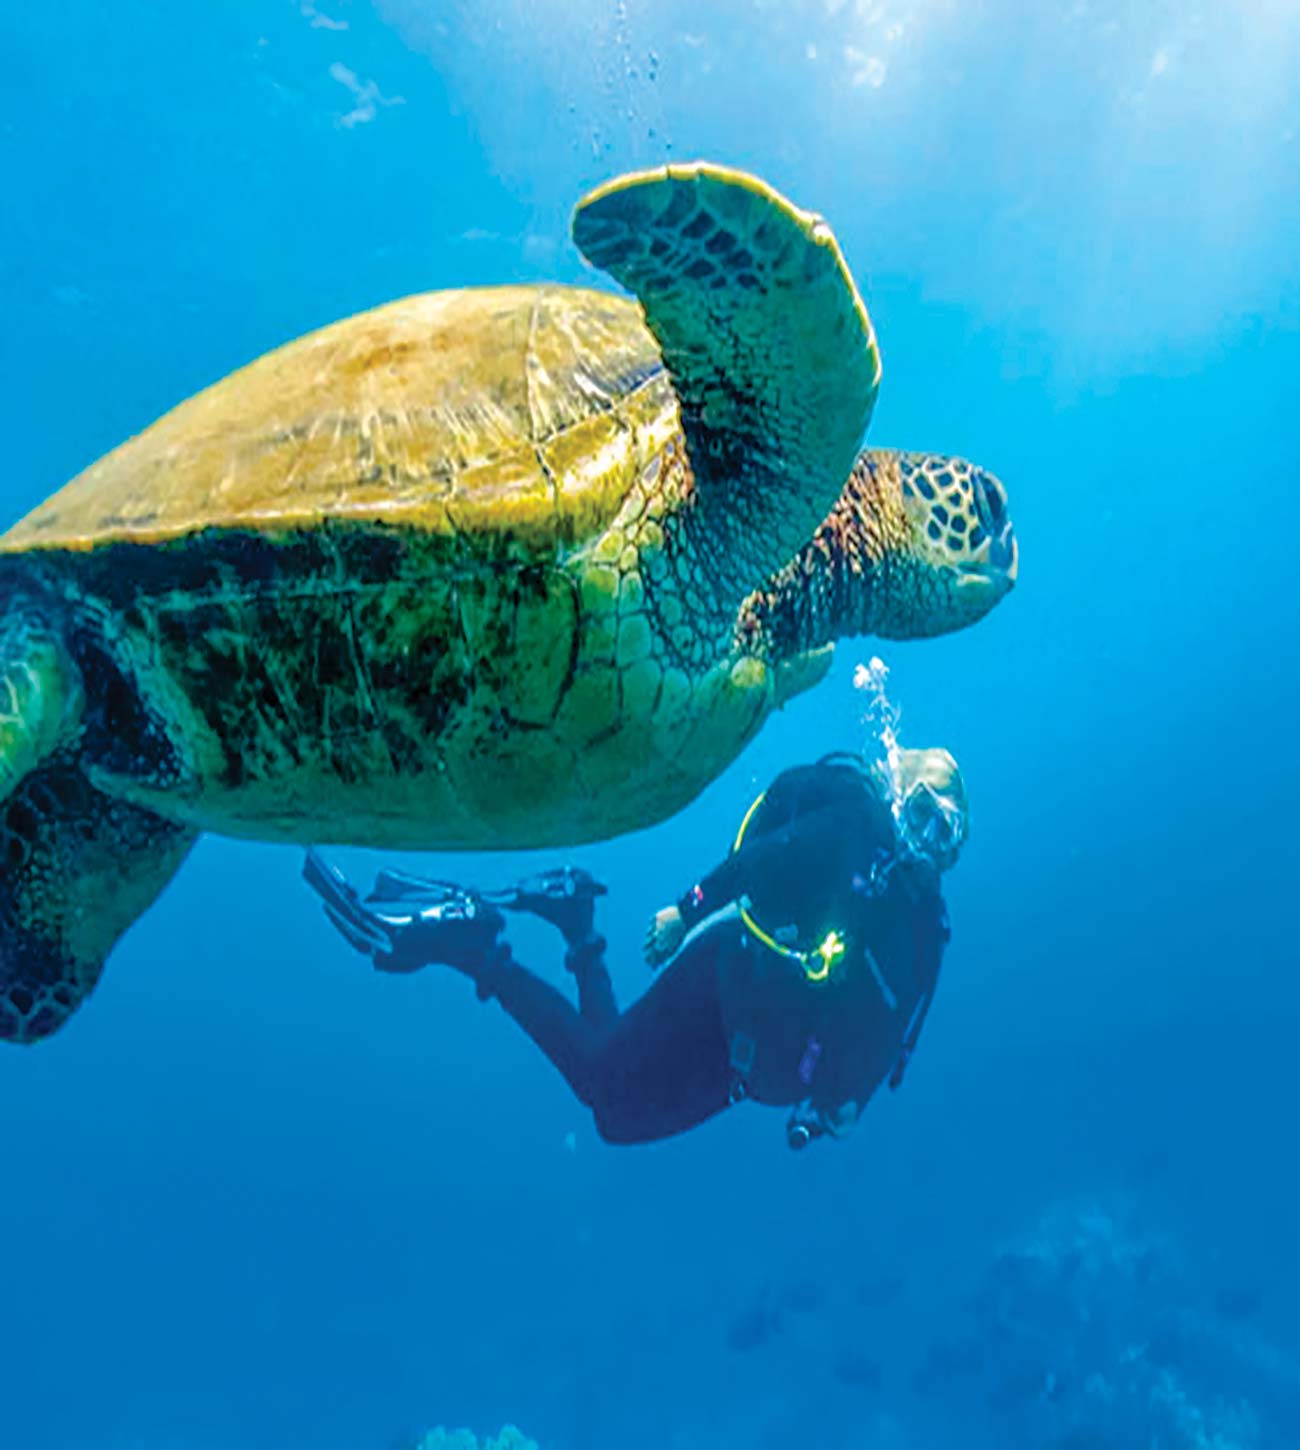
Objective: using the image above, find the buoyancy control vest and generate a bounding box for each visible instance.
[716,755,935,1108]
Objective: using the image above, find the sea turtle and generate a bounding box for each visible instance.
[0,161,1017,1044]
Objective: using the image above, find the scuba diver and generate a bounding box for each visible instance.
[304,746,968,1151]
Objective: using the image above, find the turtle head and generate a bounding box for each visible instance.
[738,448,1016,665]
[867,451,1018,639]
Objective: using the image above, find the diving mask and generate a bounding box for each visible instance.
[893,747,968,870]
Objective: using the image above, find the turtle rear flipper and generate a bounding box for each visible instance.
[1,759,195,1043]
[572,161,881,597]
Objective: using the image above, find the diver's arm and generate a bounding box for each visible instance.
[644,819,833,967]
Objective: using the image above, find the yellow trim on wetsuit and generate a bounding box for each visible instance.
[733,789,847,983]
[733,789,767,852]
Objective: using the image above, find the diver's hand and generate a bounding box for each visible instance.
[644,905,686,969]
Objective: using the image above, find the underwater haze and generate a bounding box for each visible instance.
[3,2,1300,1447]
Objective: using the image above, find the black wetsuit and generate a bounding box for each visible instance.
[480,757,951,1145]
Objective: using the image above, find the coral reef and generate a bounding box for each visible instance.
[410,1427,539,1450]
[938,1200,1297,1448]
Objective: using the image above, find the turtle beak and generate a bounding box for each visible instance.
[956,529,1016,615]
[962,466,1014,597]
[955,520,1016,621]
[972,468,1017,592]
[993,523,1018,588]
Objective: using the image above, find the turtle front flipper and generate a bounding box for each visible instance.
[572,161,881,599]
[1,758,195,1043]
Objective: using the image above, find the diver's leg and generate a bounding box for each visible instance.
[581,927,734,1144]
[466,864,617,1024]
[482,925,734,1144]
[315,868,732,1142]
[480,950,608,1107]
[304,854,620,1095]
[565,931,618,1030]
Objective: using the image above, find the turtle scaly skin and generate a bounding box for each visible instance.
[0,163,1016,1044]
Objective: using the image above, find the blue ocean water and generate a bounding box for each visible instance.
[3,2,1299,1446]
